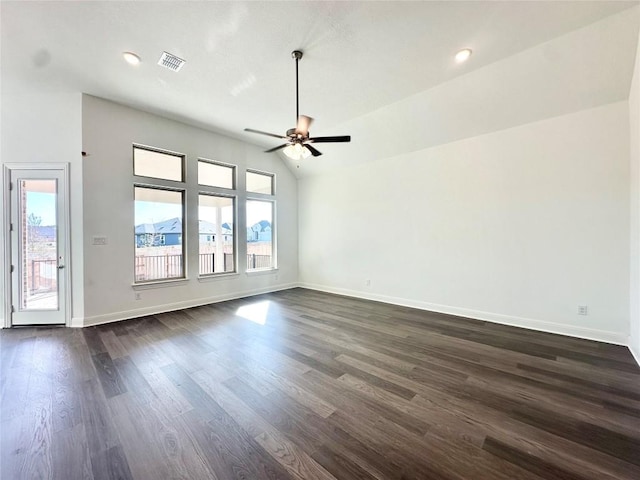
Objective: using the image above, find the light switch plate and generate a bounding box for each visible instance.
[92,236,108,246]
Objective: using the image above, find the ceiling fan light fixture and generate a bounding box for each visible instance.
[283,143,311,160]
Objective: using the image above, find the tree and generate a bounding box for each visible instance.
[26,212,49,258]
[27,212,42,227]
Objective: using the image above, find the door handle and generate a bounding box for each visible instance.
[58,265,65,270]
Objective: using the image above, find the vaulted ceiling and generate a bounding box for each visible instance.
[2,1,639,176]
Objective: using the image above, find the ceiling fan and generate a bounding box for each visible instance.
[244,50,351,160]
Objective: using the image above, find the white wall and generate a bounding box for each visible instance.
[629,28,640,362]
[0,92,84,326]
[81,95,297,326]
[299,102,630,344]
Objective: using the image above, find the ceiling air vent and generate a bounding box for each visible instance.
[158,51,185,72]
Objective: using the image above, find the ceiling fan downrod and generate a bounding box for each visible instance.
[292,50,303,126]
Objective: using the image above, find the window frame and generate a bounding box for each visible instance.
[246,171,276,272]
[133,183,187,284]
[132,144,187,285]
[133,143,186,183]
[197,191,237,277]
[198,158,236,190]
[246,168,275,196]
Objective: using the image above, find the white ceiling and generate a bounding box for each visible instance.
[2,1,639,176]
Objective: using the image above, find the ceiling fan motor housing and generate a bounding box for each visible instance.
[286,128,307,141]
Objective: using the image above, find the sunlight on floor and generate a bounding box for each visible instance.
[236,300,270,325]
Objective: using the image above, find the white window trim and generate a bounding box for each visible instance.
[198,157,237,190]
[246,168,276,195]
[133,143,186,183]
[197,192,238,277]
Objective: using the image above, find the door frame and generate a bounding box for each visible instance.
[3,163,72,328]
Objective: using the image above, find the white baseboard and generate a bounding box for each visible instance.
[71,317,84,328]
[299,283,628,346]
[77,283,298,328]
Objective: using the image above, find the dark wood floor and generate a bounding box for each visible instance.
[1,288,639,480]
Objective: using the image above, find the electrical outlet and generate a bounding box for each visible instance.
[577,305,588,315]
[135,293,142,301]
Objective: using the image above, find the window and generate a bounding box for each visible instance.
[199,194,235,275]
[246,170,275,271]
[133,145,186,283]
[198,160,235,189]
[134,187,184,282]
[246,199,274,270]
[134,145,183,181]
[246,170,274,195]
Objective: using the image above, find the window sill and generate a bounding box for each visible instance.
[132,278,189,290]
[245,268,279,276]
[198,272,240,282]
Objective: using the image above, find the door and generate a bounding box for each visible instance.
[8,167,68,326]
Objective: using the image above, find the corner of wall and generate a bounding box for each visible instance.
[629,23,640,366]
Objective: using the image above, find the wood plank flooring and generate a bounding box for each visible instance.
[1,287,639,480]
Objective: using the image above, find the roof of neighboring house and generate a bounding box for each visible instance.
[135,218,233,235]
[153,217,181,233]
[135,217,181,235]
[249,220,271,232]
[198,220,233,235]
[198,220,215,235]
[135,223,156,234]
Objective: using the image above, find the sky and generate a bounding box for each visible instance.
[135,201,183,225]
[246,200,272,226]
[26,192,56,226]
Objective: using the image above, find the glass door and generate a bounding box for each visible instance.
[9,168,67,326]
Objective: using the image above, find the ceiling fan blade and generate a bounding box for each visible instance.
[295,115,313,137]
[245,128,287,140]
[308,135,351,143]
[264,143,290,153]
[304,143,323,157]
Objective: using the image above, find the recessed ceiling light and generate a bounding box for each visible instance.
[123,52,141,65]
[455,48,472,63]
